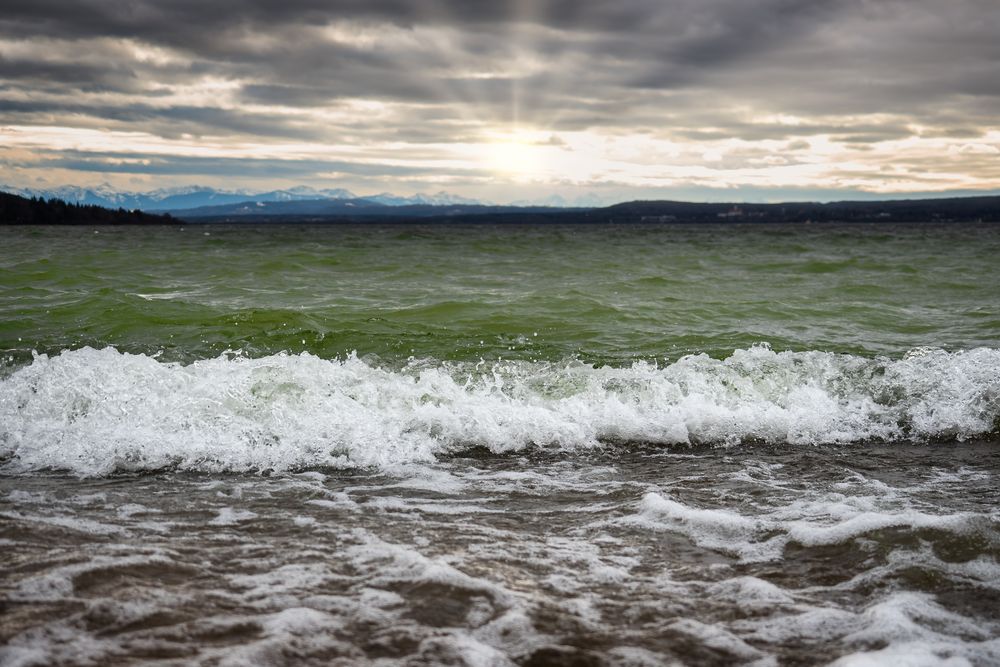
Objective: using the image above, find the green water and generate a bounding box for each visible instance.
[2,223,997,366]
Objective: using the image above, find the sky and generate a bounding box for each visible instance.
[1,0,998,205]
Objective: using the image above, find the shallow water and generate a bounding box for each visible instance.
[1,222,999,665]
[3,445,1000,666]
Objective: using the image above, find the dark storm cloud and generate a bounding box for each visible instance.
[669,119,917,144]
[0,1,687,42]
[0,58,133,89]
[19,149,487,180]
[3,1,997,127]
[0,99,330,141]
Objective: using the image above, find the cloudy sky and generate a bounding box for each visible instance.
[1,0,998,203]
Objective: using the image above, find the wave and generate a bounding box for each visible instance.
[1,345,998,475]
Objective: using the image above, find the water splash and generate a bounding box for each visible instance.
[1,345,998,475]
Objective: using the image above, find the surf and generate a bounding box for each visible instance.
[2,344,998,476]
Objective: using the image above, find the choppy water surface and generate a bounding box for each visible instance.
[2,222,999,665]
[2,223,999,364]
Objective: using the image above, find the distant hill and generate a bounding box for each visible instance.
[173,198,391,218]
[175,194,1000,224]
[0,192,174,225]
[595,196,1000,223]
[171,198,572,220]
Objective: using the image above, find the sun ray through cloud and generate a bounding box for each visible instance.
[0,1,997,203]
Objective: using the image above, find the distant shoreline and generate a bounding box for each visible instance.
[3,190,999,225]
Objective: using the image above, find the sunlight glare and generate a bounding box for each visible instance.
[483,130,543,180]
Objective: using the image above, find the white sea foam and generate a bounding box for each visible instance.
[666,618,764,661]
[629,491,996,563]
[1,345,998,475]
[209,507,258,525]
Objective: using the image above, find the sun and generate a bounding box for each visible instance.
[482,130,543,180]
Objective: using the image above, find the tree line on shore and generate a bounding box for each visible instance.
[0,192,174,225]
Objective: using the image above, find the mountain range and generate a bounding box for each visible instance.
[0,184,488,211]
[3,186,998,225]
[161,195,1000,224]
[171,199,574,219]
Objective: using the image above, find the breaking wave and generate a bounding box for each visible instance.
[1,345,998,475]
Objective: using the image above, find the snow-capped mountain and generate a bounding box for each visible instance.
[281,186,358,200]
[0,184,487,210]
[510,193,610,208]
[9,184,135,207]
[2,184,269,211]
[365,191,485,207]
